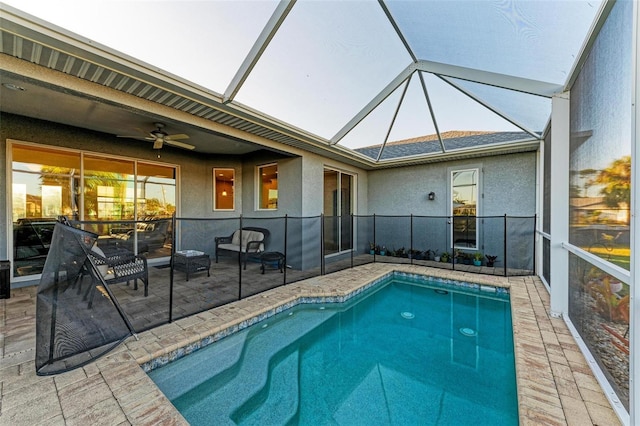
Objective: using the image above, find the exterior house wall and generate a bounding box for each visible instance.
[367,152,536,216]
[1,112,372,275]
[365,152,537,263]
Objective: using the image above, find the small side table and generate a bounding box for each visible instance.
[260,251,285,274]
[173,250,211,281]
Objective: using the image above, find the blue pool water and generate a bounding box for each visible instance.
[149,276,517,425]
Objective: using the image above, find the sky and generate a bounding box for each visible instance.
[3,1,600,149]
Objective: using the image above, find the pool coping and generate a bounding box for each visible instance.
[140,268,509,373]
[0,263,622,425]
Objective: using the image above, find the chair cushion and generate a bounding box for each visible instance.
[240,231,264,250]
[231,230,242,246]
[229,230,265,252]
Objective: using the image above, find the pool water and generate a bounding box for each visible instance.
[149,277,518,425]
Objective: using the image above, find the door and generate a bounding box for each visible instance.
[323,170,354,255]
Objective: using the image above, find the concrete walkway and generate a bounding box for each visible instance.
[0,264,621,425]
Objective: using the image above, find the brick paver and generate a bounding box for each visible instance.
[0,264,622,425]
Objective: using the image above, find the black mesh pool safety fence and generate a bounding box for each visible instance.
[35,223,134,375]
[36,214,535,374]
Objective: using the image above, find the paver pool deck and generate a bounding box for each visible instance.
[0,263,622,425]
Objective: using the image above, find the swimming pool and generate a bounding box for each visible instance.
[149,275,517,425]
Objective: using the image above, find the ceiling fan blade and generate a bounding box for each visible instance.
[165,134,190,141]
[152,139,164,150]
[117,135,146,140]
[165,139,196,150]
[116,128,149,140]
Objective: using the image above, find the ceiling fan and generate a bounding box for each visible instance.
[118,122,195,150]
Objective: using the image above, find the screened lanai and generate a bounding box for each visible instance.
[2,0,601,158]
[0,1,638,425]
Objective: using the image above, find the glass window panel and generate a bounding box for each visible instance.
[569,0,632,271]
[452,169,478,249]
[323,170,354,255]
[214,168,235,211]
[340,174,353,252]
[323,170,339,255]
[386,1,603,84]
[13,145,81,171]
[84,155,135,220]
[11,145,80,277]
[258,164,278,210]
[235,0,410,138]
[137,163,176,218]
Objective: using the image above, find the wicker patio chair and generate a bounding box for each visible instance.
[86,245,149,307]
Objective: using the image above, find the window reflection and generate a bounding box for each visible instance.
[568,0,632,271]
[12,146,80,277]
[84,156,135,221]
[138,163,177,218]
[12,145,177,276]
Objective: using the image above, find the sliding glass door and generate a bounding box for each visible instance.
[323,169,354,255]
[11,143,177,277]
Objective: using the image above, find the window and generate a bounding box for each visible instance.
[214,168,235,210]
[11,143,177,277]
[451,168,478,249]
[137,163,176,217]
[257,164,278,209]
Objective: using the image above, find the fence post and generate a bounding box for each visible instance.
[169,212,176,323]
[238,215,243,300]
[532,214,537,275]
[373,214,376,263]
[320,214,325,275]
[451,216,456,271]
[350,214,354,269]
[503,214,508,277]
[284,214,288,286]
[410,214,414,266]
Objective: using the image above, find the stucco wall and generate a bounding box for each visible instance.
[367,152,537,216]
[1,113,371,272]
[1,113,246,219]
[365,152,537,259]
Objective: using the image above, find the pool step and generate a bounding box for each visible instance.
[232,349,299,425]
[149,328,249,401]
[176,308,336,424]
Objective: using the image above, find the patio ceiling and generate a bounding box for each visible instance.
[0,1,608,166]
